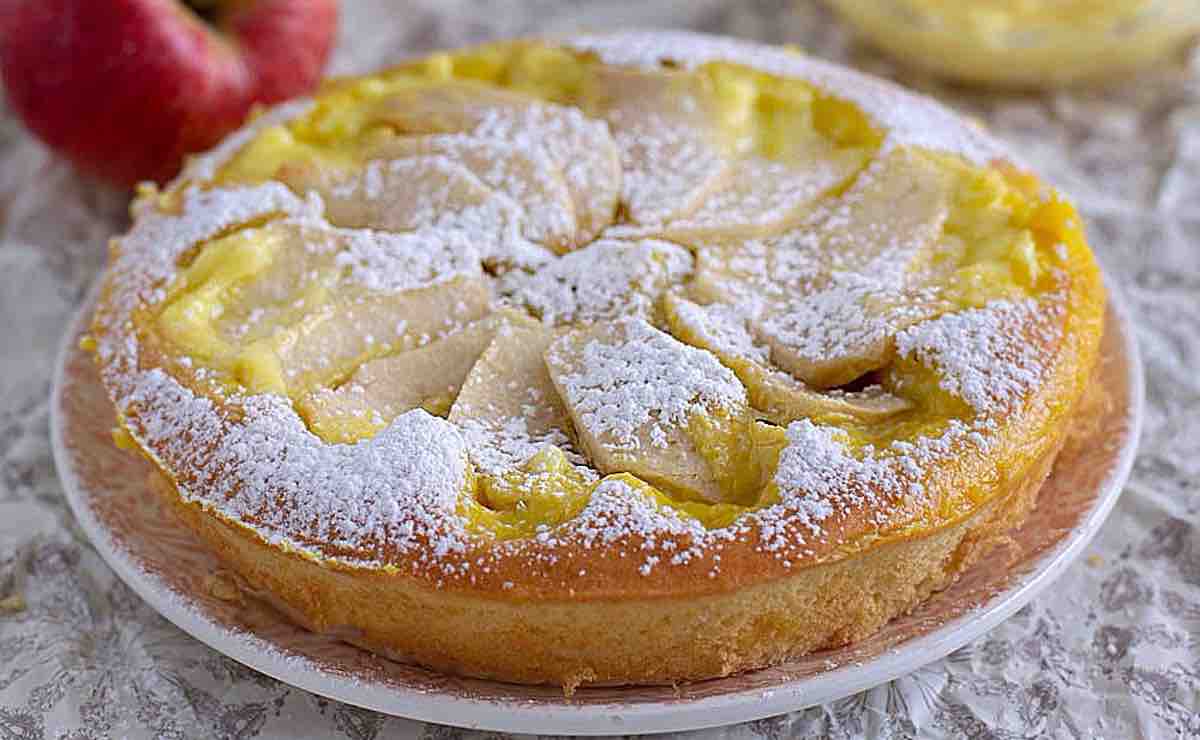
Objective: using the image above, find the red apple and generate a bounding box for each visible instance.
[0,0,338,188]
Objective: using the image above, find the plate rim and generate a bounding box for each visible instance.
[50,277,1144,736]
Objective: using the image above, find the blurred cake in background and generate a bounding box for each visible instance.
[826,0,1200,87]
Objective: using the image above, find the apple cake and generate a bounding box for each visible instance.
[89,31,1106,689]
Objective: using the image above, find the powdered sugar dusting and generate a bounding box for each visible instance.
[119,368,472,565]
[665,154,856,237]
[499,239,692,324]
[772,420,920,537]
[334,227,481,293]
[321,154,554,270]
[457,417,583,477]
[104,183,322,351]
[567,478,709,574]
[756,277,888,367]
[472,103,621,242]
[669,296,771,365]
[609,109,728,226]
[547,317,745,450]
[897,298,1062,415]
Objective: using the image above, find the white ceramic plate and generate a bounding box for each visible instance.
[51,286,1142,736]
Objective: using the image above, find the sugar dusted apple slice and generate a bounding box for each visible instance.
[682,148,956,390]
[157,222,308,364]
[297,313,517,444]
[687,239,815,308]
[583,66,732,227]
[751,277,946,392]
[498,238,692,325]
[449,319,576,475]
[235,275,490,397]
[275,145,553,270]
[662,292,910,424]
[367,80,537,133]
[370,81,621,245]
[206,222,345,346]
[750,277,892,390]
[650,147,866,244]
[232,227,491,396]
[278,153,519,236]
[749,369,910,425]
[474,101,621,247]
[364,134,576,252]
[688,146,955,309]
[780,146,955,283]
[157,219,450,371]
[751,278,947,392]
[544,317,756,504]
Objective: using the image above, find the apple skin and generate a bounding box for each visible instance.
[0,0,337,187]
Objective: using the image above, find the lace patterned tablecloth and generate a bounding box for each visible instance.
[2,2,1198,738]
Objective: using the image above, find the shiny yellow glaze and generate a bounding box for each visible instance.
[153,40,1089,540]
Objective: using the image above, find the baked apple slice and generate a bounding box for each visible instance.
[157,219,492,398]
[158,221,335,363]
[662,292,910,424]
[291,153,555,270]
[279,153,491,232]
[750,277,894,389]
[448,319,577,474]
[545,317,757,504]
[179,222,491,397]
[298,314,512,443]
[651,146,866,244]
[234,272,490,397]
[498,238,692,325]
[689,147,955,304]
[362,134,576,252]
[206,227,340,346]
[682,148,955,389]
[775,147,955,283]
[583,66,732,227]
[370,81,621,246]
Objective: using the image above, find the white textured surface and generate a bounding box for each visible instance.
[1,1,1197,738]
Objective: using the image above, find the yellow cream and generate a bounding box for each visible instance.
[930,153,1066,308]
[696,61,883,159]
[686,408,763,507]
[158,226,283,364]
[462,446,595,540]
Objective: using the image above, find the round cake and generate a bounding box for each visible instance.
[89,31,1106,690]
